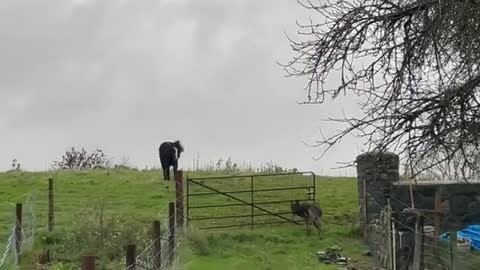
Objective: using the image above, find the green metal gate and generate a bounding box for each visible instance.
[186,171,316,230]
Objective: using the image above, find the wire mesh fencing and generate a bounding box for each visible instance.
[0,227,16,269]
[0,194,38,269]
[122,210,185,270]
[363,189,480,270]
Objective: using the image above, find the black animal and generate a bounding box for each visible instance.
[159,140,184,180]
[290,200,323,234]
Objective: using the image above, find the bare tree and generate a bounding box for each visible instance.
[414,150,480,181]
[282,0,480,179]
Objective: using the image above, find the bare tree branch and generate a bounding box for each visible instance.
[282,0,480,180]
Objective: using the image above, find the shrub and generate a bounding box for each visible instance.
[52,147,108,170]
[50,203,150,268]
[11,159,21,171]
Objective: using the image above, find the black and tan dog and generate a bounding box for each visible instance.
[290,200,323,233]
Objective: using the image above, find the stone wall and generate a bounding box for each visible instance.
[356,152,405,269]
[356,151,399,233]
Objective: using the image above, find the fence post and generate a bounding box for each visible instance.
[152,221,161,270]
[411,214,424,270]
[362,180,368,239]
[82,255,96,270]
[449,231,457,270]
[186,175,189,227]
[431,188,446,267]
[47,177,55,262]
[126,244,136,270]
[175,170,184,229]
[433,188,442,242]
[15,203,22,264]
[168,202,176,265]
[250,176,254,229]
[48,178,55,231]
[386,202,393,270]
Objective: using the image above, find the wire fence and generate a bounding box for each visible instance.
[0,194,37,269]
[123,208,185,270]
[0,170,187,270]
[364,188,480,270]
[126,232,181,270]
[0,227,16,268]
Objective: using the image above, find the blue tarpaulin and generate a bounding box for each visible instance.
[439,225,480,251]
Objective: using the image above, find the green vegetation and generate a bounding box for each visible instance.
[0,169,373,269]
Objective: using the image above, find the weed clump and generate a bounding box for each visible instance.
[185,226,210,256]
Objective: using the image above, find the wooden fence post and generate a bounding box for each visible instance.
[15,203,22,264]
[152,221,162,270]
[47,177,55,262]
[48,178,55,232]
[168,202,176,265]
[431,188,445,267]
[126,244,136,270]
[449,231,457,270]
[386,200,392,270]
[175,170,184,229]
[362,180,368,239]
[82,255,96,270]
[411,214,424,270]
[433,189,442,242]
[420,214,425,270]
[250,176,254,229]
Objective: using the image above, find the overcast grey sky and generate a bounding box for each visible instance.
[0,0,365,175]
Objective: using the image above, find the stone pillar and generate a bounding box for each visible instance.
[357,152,399,233]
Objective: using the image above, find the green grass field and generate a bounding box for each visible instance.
[0,169,374,269]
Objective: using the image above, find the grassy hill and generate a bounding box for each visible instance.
[0,169,373,269]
